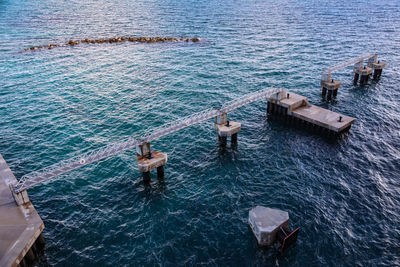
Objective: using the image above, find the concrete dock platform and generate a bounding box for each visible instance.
[292,104,354,133]
[137,151,167,173]
[215,121,241,137]
[268,91,355,135]
[0,154,44,267]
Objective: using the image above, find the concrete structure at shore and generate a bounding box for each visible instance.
[0,154,44,267]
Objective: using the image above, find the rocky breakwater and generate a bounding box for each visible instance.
[24,36,201,52]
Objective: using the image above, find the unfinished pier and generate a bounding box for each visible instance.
[10,87,355,194]
[268,90,355,136]
[321,53,386,100]
[0,154,44,267]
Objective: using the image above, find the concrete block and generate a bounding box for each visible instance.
[248,206,289,246]
[215,121,241,137]
[11,188,30,206]
[215,113,227,125]
[277,92,308,114]
[354,66,372,75]
[136,142,151,157]
[372,61,386,70]
[269,89,288,102]
[321,79,342,90]
[137,151,167,173]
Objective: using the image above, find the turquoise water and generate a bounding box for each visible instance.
[1,0,400,265]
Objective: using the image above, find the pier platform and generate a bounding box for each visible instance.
[268,91,355,135]
[0,154,44,267]
[137,151,167,173]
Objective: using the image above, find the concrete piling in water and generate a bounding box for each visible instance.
[157,166,164,180]
[142,171,151,183]
[215,113,241,147]
[372,60,386,80]
[136,142,167,183]
[353,73,360,85]
[320,79,342,100]
[354,66,372,86]
[322,53,386,99]
[231,133,238,145]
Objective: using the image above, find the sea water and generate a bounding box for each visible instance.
[0,0,399,265]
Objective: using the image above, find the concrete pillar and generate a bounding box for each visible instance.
[136,142,151,158]
[327,90,332,101]
[143,171,150,183]
[19,258,28,267]
[373,69,379,80]
[219,136,227,146]
[321,79,341,100]
[36,233,45,250]
[157,166,164,180]
[372,60,386,80]
[333,88,338,97]
[231,133,238,145]
[25,248,36,265]
[215,112,227,125]
[355,66,372,86]
[215,114,241,147]
[321,87,327,99]
[353,73,359,85]
[136,142,167,184]
[360,74,369,85]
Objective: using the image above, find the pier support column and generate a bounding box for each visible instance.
[372,61,386,80]
[157,166,164,180]
[360,74,369,85]
[218,136,227,146]
[142,171,150,183]
[321,87,327,99]
[320,79,341,100]
[327,90,332,101]
[353,73,359,85]
[354,66,372,86]
[136,142,167,183]
[215,113,241,146]
[231,133,238,145]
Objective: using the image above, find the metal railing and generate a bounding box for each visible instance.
[14,87,283,193]
[321,52,378,82]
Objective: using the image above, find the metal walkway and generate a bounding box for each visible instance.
[321,52,377,82]
[13,87,283,193]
